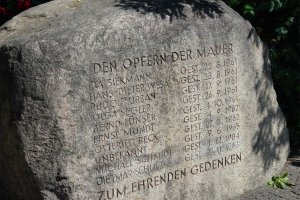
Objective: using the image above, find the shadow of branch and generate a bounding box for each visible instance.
[247,27,261,48]
[252,45,289,172]
[114,0,224,22]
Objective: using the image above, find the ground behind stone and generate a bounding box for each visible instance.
[233,149,300,200]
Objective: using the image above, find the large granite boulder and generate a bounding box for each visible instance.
[0,0,289,199]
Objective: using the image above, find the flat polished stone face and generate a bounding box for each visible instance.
[0,0,289,199]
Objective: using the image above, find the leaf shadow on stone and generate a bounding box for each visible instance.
[247,27,261,48]
[114,0,224,22]
[251,45,290,172]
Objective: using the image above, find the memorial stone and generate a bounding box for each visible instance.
[0,0,290,199]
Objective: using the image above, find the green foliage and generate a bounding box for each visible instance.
[225,0,299,41]
[267,172,295,188]
[243,4,255,16]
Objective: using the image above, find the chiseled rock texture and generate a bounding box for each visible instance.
[0,0,289,199]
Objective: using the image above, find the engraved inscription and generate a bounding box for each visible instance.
[86,42,242,199]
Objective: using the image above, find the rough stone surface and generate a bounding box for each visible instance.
[0,0,290,199]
